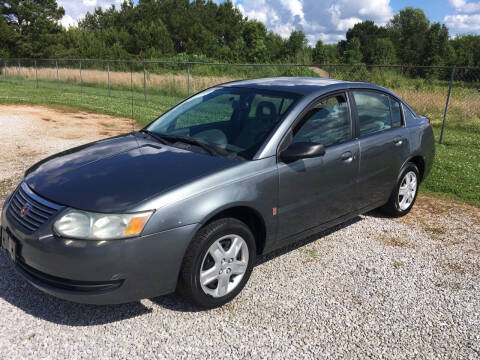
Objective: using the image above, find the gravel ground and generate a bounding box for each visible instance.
[0,105,479,359]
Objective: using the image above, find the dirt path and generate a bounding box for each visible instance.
[309,66,330,78]
[0,105,135,199]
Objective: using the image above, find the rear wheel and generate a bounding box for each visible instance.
[380,163,420,217]
[178,218,256,309]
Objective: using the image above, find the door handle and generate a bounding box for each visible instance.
[341,151,353,163]
[393,136,403,146]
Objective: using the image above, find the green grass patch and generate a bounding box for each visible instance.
[0,79,182,125]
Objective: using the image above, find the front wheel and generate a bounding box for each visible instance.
[178,218,256,309]
[380,163,420,217]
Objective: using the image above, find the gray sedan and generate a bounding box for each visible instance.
[1,77,434,308]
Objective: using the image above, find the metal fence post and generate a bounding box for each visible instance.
[439,65,456,144]
[79,60,83,94]
[143,61,147,102]
[130,64,134,129]
[56,60,59,88]
[34,60,38,88]
[17,59,21,83]
[187,63,191,96]
[328,65,332,79]
[3,60,6,82]
[107,60,111,97]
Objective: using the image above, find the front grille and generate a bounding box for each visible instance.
[7,182,62,232]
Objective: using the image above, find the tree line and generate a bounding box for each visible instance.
[1,0,479,67]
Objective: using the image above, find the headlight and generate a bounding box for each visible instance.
[54,209,153,240]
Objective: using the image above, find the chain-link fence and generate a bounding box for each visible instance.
[1,59,479,143]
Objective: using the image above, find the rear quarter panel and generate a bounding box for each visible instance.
[404,108,435,180]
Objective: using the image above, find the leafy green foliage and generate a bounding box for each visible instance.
[451,35,480,67]
[342,38,363,64]
[1,1,479,68]
[345,20,388,64]
[387,7,430,65]
[374,38,397,65]
[0,0,65,57]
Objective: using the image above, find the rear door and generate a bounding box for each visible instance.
[351,90,410,209]
[277,92,360,242]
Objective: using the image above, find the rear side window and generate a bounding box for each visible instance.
[248,95,295,118]
[293,93,351,147]
[390,98,403,127]
[353,91,392,136]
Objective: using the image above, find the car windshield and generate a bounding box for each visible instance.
[146,87,300,160]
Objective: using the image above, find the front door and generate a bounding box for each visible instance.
[277,92,360,242]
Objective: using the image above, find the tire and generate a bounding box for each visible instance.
[177,218,256,309]
[380,162,420,217]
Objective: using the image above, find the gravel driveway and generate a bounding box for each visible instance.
[0,105,479,359]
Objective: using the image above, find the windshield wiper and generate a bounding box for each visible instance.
[140,131,242,160]
[158,134,224,157]
[139,129,170,145]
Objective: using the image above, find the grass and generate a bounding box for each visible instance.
[395,87,480,206]
[0,72,478,207]
[303,248,320,260]
[0,79,182,125]
[393,261,405,268]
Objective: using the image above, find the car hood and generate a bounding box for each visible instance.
[24,133,240,213]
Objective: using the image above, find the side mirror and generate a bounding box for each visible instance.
[280,142,325,163]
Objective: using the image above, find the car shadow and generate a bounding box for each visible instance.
[364,209,391,219]
[255,215,363,265]
[1,215,364,322]
[151,215,364,312]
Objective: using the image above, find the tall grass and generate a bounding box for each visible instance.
[4,66,237,97]
[3,63,318,97]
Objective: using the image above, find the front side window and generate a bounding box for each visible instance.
[293,93,351,147]
[147,87,300,160]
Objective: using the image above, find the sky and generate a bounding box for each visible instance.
[58,0,480,44]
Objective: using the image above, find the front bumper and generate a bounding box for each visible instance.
[1,198,198,305]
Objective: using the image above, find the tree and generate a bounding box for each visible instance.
[265,31,285,62]
[185,23,219,58]
[451,34,480,67]
[373,38,396,64]
[423,23,454,66]
[131,21,174,58]
[313,39,326,64]
[346,20,388,64]
[0,15,16,57]
[343,37,362,64]
[387,7,430,65]
[1,0,65,57]
[284,30,307,59]
[242,20,268,63]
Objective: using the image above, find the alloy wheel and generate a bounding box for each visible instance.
[398,171,417,211]
[199,234,249,298]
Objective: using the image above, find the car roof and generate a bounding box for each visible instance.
[220,77,393,97]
